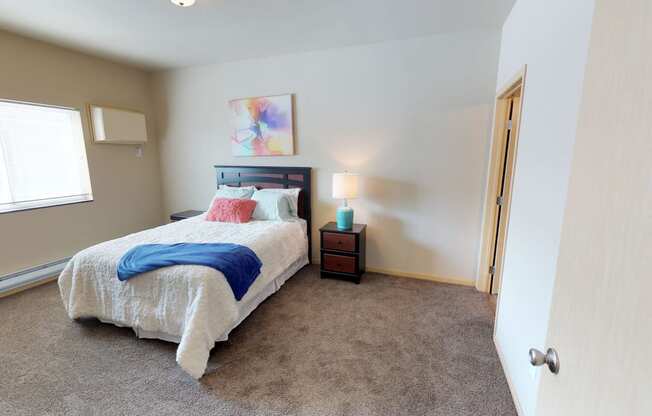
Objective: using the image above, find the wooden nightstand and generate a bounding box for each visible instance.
[170,210,204,222]
[319,222,366,284]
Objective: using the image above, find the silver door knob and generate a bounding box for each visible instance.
[529,347,560,374]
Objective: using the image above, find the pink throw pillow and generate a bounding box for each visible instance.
[206,198,257,223]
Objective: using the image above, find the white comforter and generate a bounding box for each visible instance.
[58,216,308,378]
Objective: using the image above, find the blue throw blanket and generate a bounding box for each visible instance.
[117,243,263,301]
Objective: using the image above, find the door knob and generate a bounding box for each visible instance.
[529,347,560,374]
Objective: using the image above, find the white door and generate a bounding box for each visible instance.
[535,0,652,414]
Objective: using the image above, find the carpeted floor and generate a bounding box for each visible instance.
[0,266,516,416]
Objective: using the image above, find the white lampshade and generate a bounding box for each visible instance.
[332,172,359,200]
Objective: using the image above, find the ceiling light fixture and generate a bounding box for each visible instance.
[171,0,195,7]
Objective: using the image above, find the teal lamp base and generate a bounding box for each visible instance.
[336,206,354,230]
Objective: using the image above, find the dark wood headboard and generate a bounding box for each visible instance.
[214,165,312,263]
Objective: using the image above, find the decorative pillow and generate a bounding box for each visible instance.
[251,190,293,221]
[206,187,256,214]
[256,188,301,217]
[206,198,257,223]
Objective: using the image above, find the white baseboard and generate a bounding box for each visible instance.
[0,258,70,296]
[366,266,475,287]
[312,258,474,287]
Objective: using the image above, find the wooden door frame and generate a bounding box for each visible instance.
[476,66,527,294]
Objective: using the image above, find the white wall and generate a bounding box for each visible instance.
[0,30,163,276]
[153,30,501,283]
[493,1,595,414]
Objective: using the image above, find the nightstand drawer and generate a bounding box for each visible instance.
[322,253,356,274]
[322,232,356,252]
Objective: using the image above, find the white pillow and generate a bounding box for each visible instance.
[219,184,257,192]
[256,188,301,217]
[251,190,293,220]
[212,186,255,199]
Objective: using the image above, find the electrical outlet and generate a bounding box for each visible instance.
[136,145,143,158]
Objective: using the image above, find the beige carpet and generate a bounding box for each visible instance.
[0,265,516,416]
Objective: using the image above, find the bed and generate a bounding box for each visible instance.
[58,165,312,379]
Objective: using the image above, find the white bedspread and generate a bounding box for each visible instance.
[58,216,308,379]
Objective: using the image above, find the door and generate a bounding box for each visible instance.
[489,92,521,294]
[535,0,652,414]
[477,69,525,295]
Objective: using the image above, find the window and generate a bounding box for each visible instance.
[0,100,93,213]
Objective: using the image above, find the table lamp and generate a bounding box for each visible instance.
[332,172,359,230]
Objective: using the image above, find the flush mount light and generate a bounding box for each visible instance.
[171,0,195,6]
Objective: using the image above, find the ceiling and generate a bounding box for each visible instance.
[0,0,514,70]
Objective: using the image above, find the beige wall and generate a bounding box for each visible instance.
[152,30,501,284]
[0,30,163,276]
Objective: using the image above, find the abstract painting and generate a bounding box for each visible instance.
[229,94,294,156]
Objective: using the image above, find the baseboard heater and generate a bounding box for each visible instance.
[0,258,70,295]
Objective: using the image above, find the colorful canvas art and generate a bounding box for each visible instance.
[229,94,294,156]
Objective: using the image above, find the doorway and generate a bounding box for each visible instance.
[477,67,526,295]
